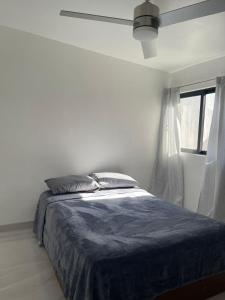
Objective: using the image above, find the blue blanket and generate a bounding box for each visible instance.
[34,188,225,300]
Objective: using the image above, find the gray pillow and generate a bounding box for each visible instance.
[90,172,138,189]
[45,175,99,195]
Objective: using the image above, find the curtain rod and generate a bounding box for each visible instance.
[178,77,216,89]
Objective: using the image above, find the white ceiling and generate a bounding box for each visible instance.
[0,0,225,73]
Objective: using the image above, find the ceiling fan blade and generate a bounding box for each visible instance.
[160,0,225,27]
[141,41,157,59]
[60,10,133,26]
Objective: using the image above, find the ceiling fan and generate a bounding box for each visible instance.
[60,0,225,59]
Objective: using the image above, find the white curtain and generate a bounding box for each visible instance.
[198,77,225,221]
[150,88,184,207]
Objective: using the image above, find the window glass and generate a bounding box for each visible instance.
[180,96,201,150]
[202,93,215,151]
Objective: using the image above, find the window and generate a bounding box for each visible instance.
[180,87,216,155]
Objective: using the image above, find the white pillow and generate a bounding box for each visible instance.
[90,172,138,189]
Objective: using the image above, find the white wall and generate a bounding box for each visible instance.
[172,56,225,88]
[0,26,168,226]
[171,57,225,212]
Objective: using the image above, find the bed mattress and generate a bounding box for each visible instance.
[34,188,225,300]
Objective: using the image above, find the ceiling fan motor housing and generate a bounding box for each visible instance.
[133,1,160,41]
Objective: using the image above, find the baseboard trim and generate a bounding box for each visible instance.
[0,221,33,232]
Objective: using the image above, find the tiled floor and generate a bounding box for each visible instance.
[0,228,225,300]
[0,228,64,300]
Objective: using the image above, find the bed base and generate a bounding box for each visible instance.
[156,273,225,300]
[55,271,225,300]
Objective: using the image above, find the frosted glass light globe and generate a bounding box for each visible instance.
[133,27,158,41]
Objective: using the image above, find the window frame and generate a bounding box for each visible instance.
[180,87,216,155]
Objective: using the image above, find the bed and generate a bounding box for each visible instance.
[34,187,225,300]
